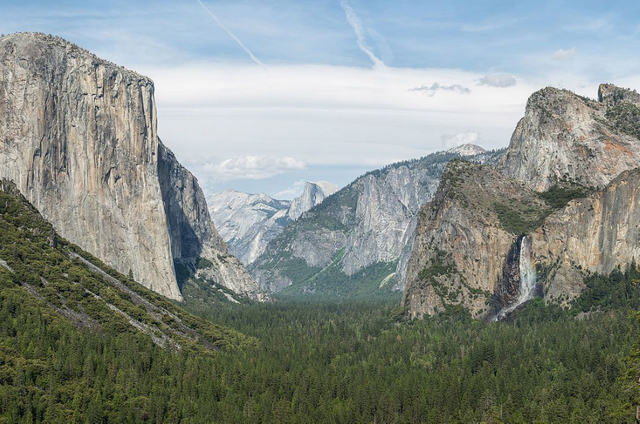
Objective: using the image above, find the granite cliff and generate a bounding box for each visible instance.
[287,181,338,220]
[500,84,640,191]
[402,161,552,318]
[208,181,337,265]
[530,168,640,306]
[0,33,262,301]
[250,145,503,296]
[403,84,640,318]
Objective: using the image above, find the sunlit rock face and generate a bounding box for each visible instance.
[250,146,503,295]
[403,84,640,319]
[208,181,338,266]
[499,85,640,192]
[0,32,263,301]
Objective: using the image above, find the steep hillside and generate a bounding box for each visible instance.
[0,32,262,301]
[402,160,557,318]
[499,84,640,191]
[208,181,337,265]
[0,179,251,351]
[404,84,640,319]
[250,146,504,296]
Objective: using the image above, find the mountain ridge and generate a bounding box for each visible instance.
[208,181,338,265]
[403,84,640,319]
[249,145,504,296]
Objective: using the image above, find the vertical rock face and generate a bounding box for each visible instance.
[158,143,263,300]
[401,161,549,318]
[530,168,640,305]
[403,84,640,319]
[0,33,262,301]
[207,181,337,266]
[250,146,504,296]
[499,85,640,192]
[287,181,338,220]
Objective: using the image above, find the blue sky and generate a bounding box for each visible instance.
[2,0,640,197]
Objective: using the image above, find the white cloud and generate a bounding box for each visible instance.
[198,156,306,181]
[142,61,609,191]
[409,82,471,96]
[551,47,577,61]
[441,131,480,150]
[275,179,306,198]
[478,74,516,88]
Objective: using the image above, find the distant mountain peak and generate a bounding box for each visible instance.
[208,180,338,265]
[288,181,339,221]
[447,144,487,156]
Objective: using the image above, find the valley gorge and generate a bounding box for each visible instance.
[247,145,504,296]
[0,19,639,422]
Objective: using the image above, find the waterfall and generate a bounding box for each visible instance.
[516,236,536,305]
[494,236,537,320]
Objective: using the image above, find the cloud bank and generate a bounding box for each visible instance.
[478,74,517,88]
[197,156,306,182]
[410,83,471,96]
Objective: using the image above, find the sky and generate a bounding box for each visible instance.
[2,0,640,198]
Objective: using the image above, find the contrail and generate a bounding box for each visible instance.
[339,0,386,69]
[195,0,265,67]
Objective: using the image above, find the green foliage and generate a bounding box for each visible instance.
[537,181,593,210]
[418,248,458,282]
[185,297,632,423]
[572,264,640,313]
[3,180,640,422]
[196,257,214,270]
[278,256,400,300]
[491,201,548,235]
[606,102,640,139]
[181,276,251,309]
[0,184,250,354]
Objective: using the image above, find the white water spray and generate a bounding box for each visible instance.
[495,236,537,320]
[517,236,536,305]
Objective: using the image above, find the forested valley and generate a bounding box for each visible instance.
[2,264,640,423]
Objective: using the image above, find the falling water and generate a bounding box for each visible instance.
[494,236,537,320]
[516,236,537,305]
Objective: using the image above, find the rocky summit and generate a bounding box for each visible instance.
[403,84,640,319]
[0,33,263,301]
[208,181,338,266]
[499,84,640,191]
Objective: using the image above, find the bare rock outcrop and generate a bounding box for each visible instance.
[403,85,640,318]
[207,181,337,266]
[531,168,640,305]
[0,32,263,301]
[500,85,640,191]
[250,146,504,296]
[402,161,549,318]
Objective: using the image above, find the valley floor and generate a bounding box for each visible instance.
[2,270,640,423]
